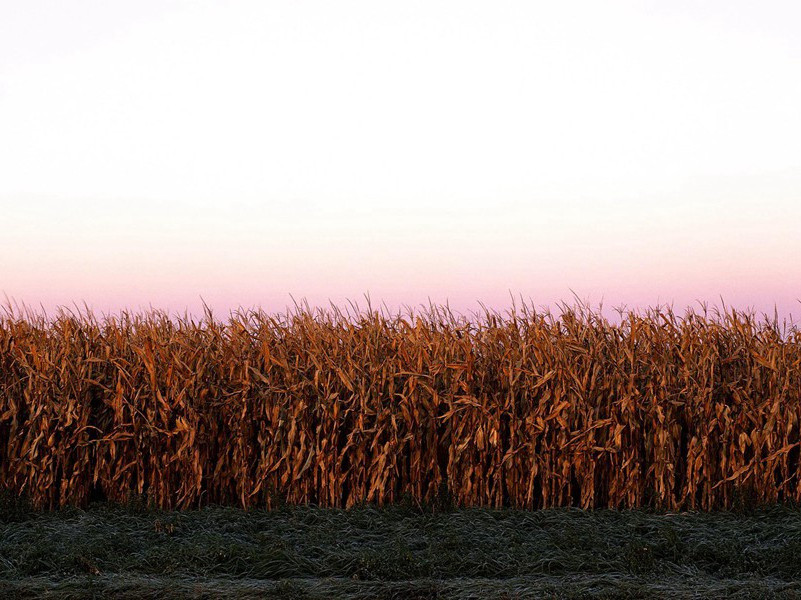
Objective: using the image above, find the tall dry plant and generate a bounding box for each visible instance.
[1,301,799,510]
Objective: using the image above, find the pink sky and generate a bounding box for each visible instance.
[1,1,800,320]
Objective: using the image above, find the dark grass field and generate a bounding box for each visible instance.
[4,499,801,599]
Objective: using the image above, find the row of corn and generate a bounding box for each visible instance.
[1,303,799,510]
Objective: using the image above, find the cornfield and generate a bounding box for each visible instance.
[1,302,800,511]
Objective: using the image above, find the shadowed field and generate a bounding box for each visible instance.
[3,501,801,598]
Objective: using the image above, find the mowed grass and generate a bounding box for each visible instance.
[4,499,801,598]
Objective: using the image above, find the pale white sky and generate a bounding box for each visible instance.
[1,1,800,317]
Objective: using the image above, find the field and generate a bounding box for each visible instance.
[3,302,801,597]
[4,499,801,599]
[1,302,800,511]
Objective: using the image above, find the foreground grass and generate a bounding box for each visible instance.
[3,501,801,598]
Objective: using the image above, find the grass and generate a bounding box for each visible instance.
[4,499,801,598]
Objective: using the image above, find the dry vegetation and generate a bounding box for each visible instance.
[1,302,800,511]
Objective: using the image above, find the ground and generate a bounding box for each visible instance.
[3,499,801,599]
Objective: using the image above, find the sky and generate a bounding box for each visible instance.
[1,0,800,319]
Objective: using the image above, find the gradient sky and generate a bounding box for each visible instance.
[1,1,800,318]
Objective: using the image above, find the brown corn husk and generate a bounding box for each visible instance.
[0,302,799,510]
